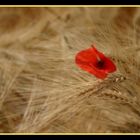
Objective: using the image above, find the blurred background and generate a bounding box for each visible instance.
[0,7,140,133]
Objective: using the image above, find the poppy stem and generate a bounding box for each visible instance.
[91,45,101,62]
[91,44,95,48]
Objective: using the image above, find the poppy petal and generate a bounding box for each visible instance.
[75,45,116,79]
[75,47,98,64]
[81,63,108,79]
[91,46,116,73]
[101,57,116,73]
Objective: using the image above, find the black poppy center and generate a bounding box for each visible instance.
[96,60,105,69]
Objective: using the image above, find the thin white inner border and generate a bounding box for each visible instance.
[0,4,139,135]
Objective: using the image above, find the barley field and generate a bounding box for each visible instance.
[0,7,140,133]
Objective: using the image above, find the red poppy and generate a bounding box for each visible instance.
[75,44,116,79]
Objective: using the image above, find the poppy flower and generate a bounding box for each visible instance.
[75,44,116,79]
